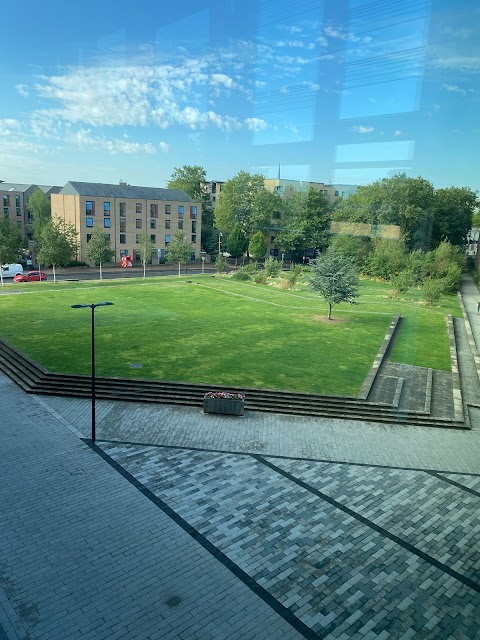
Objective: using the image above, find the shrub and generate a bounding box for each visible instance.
[421,278,444,305]
[264,255,281,277]
[231,270,251,281]
[253,272,268,284]
[241,261,258,275]
[215,254,227,273]
[390,270,415,298]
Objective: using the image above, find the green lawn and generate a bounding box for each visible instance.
[0,275,461,395]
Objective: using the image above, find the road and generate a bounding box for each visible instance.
[42,266,220,281]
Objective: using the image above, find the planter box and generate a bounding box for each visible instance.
[203,396,245,416]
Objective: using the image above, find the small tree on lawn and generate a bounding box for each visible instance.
[37,218,77,283]
[85,227,115,280]
[167,230,191,277]
[226,224,248,266]
[308,248,360,320]
[137,231,155,278]
[215,253,227,273]
[0,218,23,286]
[248,231,267,262]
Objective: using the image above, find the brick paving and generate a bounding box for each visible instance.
[1,276,480,639]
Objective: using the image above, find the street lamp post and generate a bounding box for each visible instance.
[71,302,114,443]
[218,232,223,255]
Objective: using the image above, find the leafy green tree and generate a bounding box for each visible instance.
[214,171,274,237]
[167,230,192,277]
[215,253,227,273]
[390,270,415,298]
[137,230,155,278]
[421,278,444,305]
[431,187,478,248]
[329,235,373,272]
[308,248,360,319]
[28,189,51,238]
[85,226,115,280]
[0,219,23,286]
[166,165,216,254]
[248,231,267,261]
[37,218,77,283]
[275,189,332,257]
[263,255,281,277]
[226,224,248,265]
[333,173,435,250]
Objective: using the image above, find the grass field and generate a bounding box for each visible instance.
[0,274,462,396]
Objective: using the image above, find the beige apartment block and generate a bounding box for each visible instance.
[51,182,201,265]
[0,183,60,241]
[263,178,357,205]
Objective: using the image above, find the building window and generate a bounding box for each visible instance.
[136,219,142,229]
[104,218,111,228]
[191,221,197,233]
[136,234,141,244]
[274,186,284,193]
[150,219,156,229]
[86,234,92,243]
[165,204,171,214]
[136,203,142,213]
[335,191,339,197]
[119,202,126,215]
[150,204,158,216]
[270,248,279,256]
[86,201,95,214]
[271,236,275,243]
[3,195,9,206]
[323,190,328,196]
[3,208,8,216]
[27,211,33,222]
[17,221,22,228]
[178,219,183,229]
[104,202,110,214]
[165,220,170,229]
[120,234,126,244]
[104,233,111,241]
[120,249,129,257]
[15,195,20,205]
[150,234,156,243]
[178,205,184,215]
[120,218,126,232]
[86,217,93,227]
[165,234,171,244]
[191,234,196,243]
[16,207,21,216]
[190,206,197,219]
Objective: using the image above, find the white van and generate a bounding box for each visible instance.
[1,264,24,278]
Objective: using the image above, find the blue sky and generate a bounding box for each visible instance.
[1,0,479,191]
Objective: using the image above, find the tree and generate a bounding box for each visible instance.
[37,218,77,283]
[248,231,267,261]
[308,249,360,320]
[275,189,332,258]
[137,231,155,278]
[28,188,51,238]
[366,239,408,280]
[226,224,248,265]
[0,219,23,286]
[431,187,478,249]
[333,173,435,250]
[166,165,216,255]
[214,171,273,237]
[167,230,192,277]
[85,226,115,280]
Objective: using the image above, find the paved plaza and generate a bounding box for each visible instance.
[1,277,480,639]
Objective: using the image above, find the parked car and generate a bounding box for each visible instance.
[1,263,24,278]
[14,271,47,282]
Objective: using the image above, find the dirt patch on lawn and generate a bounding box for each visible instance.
[313,315,348,323]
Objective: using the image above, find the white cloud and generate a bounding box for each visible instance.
[430,54,480,71]
[16,84,29,97]
[352,125,374,134]
[0,119,22,135]
[393,130,405,137]
[244,117,267,132]
[442,83,467,96]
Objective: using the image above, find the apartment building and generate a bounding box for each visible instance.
[1,183,60,239]
[51,182,201,264]
[263,178,357,205]
[204,180,226,208]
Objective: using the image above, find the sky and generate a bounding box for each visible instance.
[1,0,479,192]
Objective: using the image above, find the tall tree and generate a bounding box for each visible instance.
[248,231,267,261]
[431,186,478,248]
[28,189,51,238]
[308,248,360,320]
[85,226,115,280]
[226,224,248,265]
[333,173,435,250]
[167,230,192,277]
[37,218,77,283]
[0,219,23,286]
[166,165,216,255]
[137,230,155,278]
[214,171,273,237]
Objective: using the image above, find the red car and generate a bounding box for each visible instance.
[14,271,47,282]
